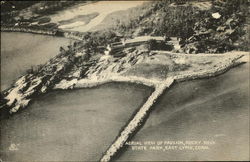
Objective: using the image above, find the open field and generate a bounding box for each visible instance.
[122,51,248,80]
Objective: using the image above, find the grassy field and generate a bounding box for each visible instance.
[123,51,244,80]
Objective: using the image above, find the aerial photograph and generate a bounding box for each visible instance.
[0,0,249,161]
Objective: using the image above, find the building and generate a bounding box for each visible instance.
[124,36,165,47]
[105,36,165,56]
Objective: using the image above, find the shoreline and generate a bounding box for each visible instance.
[0,26,84,40]
[2,52,246,115]
[54,52,247,90]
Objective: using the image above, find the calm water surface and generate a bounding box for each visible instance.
[1,32,70,91]
[0,83,152,161]
[117,63,249,161]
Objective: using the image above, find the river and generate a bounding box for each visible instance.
[0,83,153,161]
[117,62,249,161]
[0,32,70,91]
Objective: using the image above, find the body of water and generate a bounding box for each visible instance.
[1,32,70,91]
[117,63,249,161]
[0,83,152,161]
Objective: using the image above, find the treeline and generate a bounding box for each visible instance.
[153,2,202,38]
[109,0,206,39]
[30,1,82,15]
[180,0,249,53]
[0,1,39,13]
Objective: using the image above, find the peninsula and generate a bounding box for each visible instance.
[0,0,249,161]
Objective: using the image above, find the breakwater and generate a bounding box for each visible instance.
[100,78,174,162]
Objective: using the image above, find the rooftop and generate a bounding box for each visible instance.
[124,36,164,44]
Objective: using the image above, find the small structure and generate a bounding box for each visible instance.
[212,12,221,19]
[124,36,165,47]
